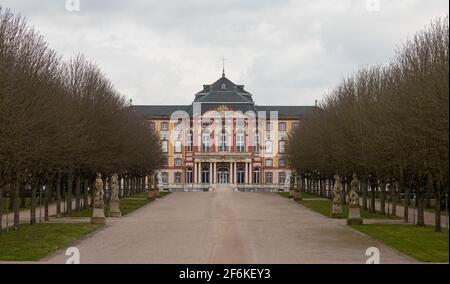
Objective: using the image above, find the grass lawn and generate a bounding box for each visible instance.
[352,224,449,262]
[64,191,171,217]
[278,191,386,218]
[0,223,102,261]
[298,198,399,219]
[277,191,324,199]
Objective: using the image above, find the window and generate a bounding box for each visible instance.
[279,159,286,167]
[202,133,210,152]
[175,172,182,183]
[186,167,193,184]
[254,134,260,152]
[161,140,169,153]
[219,133,228,152]
[162,172,169,184]
[278,172,286,184]
[265,172,273,184]
[278,140,286,154]
[292,122,299,130]
[265,159,273,167]
[265,140,273,154]
[266,121,272,131]
[187,133,193,152]
[237,133,245,152]
[174,158,182,167]
[279,122,287,131]
[161,121,169,131]
[202,167,210,183]
[253,168,260,184]
[221,83,226,89]
[162,158,169,167]
[174,140,182,153]
[237,168,245,184]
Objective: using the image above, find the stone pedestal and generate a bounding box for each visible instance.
[155,188,161,197]
[347,206,363,225]
[148,189,156,201]
[331,204,343,218]
[289,190,294,198]
[109,200,121,217]
[91,207,106,224]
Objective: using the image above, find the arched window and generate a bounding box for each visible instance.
[186,167,193,184]
[237,167,245,184]
[253,167,260,184]
[202,167,210,184]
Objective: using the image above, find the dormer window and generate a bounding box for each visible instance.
[221,83,226,90]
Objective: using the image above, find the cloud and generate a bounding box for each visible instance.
[1,0,448,106]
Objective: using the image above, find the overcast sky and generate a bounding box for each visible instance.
[1,0,448,106]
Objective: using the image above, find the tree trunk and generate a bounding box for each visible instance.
[380,181,386,215]
[56,175,61,217]
[362,180,368,210]
[83,179,89,210]
[391,181,398,216]
[103,178,108,203]
[416,176,425,227]
[44,183,50,221]
[434,189,442,232]
[30,183,37,224]
[75,175,81,211]
[0,185,3,233]
[370,182,376,213]
[13,182,20,231]
[67,174,73,214]
[399,165,409,223]
[90,179,95,207]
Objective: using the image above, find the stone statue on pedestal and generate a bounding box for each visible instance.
[349,173,361,207]
[147,173,156,201]
[331,174,344,218]
[154,172,161,197]
[109,174,121,217]
[91,173,106,224]
[347,173,363,225]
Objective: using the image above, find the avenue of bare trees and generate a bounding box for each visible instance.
[0,7,161,232]
[288,17,449,232]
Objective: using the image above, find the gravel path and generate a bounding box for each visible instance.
[41,190,416,264]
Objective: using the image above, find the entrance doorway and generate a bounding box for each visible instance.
[217,168,229,184]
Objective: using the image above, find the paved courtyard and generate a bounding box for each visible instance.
[42,189,415,264]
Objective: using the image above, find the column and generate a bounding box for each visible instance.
[209,162,213,184]
[213,162,216,184]
[230,162,233,184]
[194,162,197,184]
[244,163,248,184]
[250,163,253,185]
[234,162,237,184]
[198,162,202,184]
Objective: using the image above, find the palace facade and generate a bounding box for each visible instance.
[131,73,315,191]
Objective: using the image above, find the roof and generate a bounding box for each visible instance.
[130,75,317,119]
[256,106,317,118]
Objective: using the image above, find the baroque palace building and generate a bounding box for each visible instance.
[131,72,315,191]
